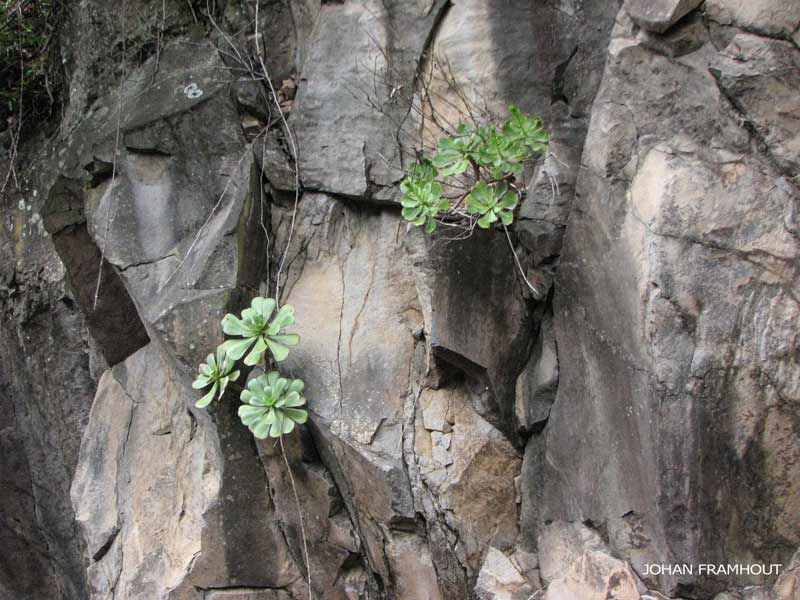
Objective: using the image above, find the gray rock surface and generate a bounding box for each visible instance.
[531,6,800,597]
[2,1,799,599]
[624,0,703,33]
[705,0,800,38]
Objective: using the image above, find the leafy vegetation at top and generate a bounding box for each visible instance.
[0,0,61,129]
[401,106,549,233]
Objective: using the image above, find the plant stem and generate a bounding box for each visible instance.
[502,223,543,298]
[280,434,312,599]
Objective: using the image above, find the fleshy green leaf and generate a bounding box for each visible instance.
[239,405,266,426]
[271,305,296,329]
[195,382,218,408]
[244,336,268,366]
[222,336,257,361]
[270,333,300,347]
[281,415,296,435]
[498,191,518,210]
[408,159,438,182]
[402,205,422,220]
[283,408,308,424]
[251,297,276,320]
[221,314,254,337]
[477,212,497,229]
[192,375,211,389]
[266,338,290,362]
[252,418,270,439]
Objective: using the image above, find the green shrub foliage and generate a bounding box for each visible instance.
[0,1,62,128]
[194,297,308,440]
[401,106,548,232]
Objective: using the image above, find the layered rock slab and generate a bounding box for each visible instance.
[273,193,528,598]
[529,8,800,597]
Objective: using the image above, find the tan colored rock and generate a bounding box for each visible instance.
[275,193,443,593]
[772,548,800,599]
[540,523,641,600]
[515,315,559,432]
[475,547,537,600]
[205,591,291,600]
[415,386,522,570]
[386,533,443,600]
[537,10,800,596]
[71,344,223,599]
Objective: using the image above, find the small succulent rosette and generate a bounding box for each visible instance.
[238,371,308,439]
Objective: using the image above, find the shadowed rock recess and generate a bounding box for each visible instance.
[0,1,798,599]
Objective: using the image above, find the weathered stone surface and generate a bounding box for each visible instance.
[256,425,367,599]
[405,227,534,442]
[414,386,521,572]
[6,1,800,600]
[772,548,800,599]
[635,11,709,58]
[539,522,641,600]
[624,0,702,33]
[515,315,558,433]
[534,7,800,597]
[69,370,131,560]
[709,33,800,178]
[273,192,442,595]
[290,0,447,200]
[71,344,218,600]
[706,0,800,38]
[474,547,536,600]
[422,0,620,284]
[205,591,291,600]
[71,343,306,600]
[0,179,97,600]
[43,176,150,366]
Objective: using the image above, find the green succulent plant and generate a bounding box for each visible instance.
[238,372,308,439]
[466,181,519,228]
[502,105,550,153]
[192,346,241,408]
[400,172,449,233]
[221,297,299,365]
[474,128,528,179]
[431,135,474,176]
[399,106,547,235]
[407,159,438,182]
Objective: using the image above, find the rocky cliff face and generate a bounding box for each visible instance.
[1,1,798,599]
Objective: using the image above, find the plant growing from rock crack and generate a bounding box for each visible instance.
[192,347,240,408]
[239,372,308,439]
[400,106,548,233]
[467,181,518,229]
[221,297,299,365]
[400,161,449,233]
[193,296,307,436]
[193,295,312,593]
